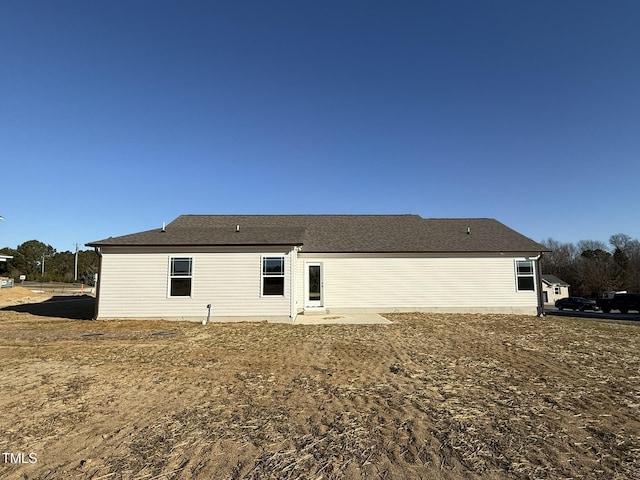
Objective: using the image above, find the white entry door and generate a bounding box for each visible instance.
[306,262,323,308]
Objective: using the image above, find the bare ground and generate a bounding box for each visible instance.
[0,293,639,479]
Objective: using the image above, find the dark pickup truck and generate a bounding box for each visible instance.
[596,293,640,314]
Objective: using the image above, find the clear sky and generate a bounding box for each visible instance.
[1,1,638,253]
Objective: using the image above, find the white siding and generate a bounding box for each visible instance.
[96,248,541,320]
[296,254,539,315]
[543,284,569,304]
[96,247,293,320]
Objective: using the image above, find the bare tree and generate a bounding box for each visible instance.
[609,233,633,251]
[577,239,608,253]
[577,248,615,296]
[540,238,580,294]
[541,238,578,271]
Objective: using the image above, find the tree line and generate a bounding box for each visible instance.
[541,233,640,298]
[0,240,99,285]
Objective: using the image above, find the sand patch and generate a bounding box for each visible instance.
[0,286,50,306]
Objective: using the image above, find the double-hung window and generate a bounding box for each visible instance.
[262,257,285,296]
[170,257,193,297]
[516,260,535,291]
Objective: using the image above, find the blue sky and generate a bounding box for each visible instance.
[1,1,638,252]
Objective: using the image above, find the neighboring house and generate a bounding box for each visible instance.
[541,274,570,304]
[0,255,13,289]
[87,215,548,321]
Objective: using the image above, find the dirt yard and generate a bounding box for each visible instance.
[1,290,639,479]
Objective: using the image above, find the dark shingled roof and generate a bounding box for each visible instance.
[542,274,570,286]
[87,214,546,253]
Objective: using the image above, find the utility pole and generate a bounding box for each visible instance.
[74,243,79,281]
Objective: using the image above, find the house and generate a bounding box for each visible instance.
[0,254,13,289]
[541,274,570,304]
[86,215,548,321]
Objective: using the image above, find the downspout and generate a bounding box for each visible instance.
[93,247,102,320]
[290,246,298,322]
[534,253,545,317]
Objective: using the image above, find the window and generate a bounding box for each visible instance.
[170,257,192,297]
[554,286,561,295]
[262,257,285,296]
[516,260,535,291]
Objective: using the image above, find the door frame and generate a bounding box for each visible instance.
[304,261,324,308]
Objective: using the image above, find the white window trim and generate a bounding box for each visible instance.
[168,256,194,298]
[261,255,285,297]
[515,259,535,292]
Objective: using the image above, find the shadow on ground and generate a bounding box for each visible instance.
[0,295,95,320]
